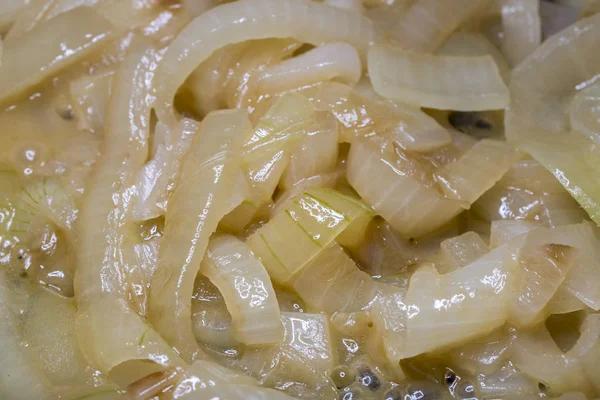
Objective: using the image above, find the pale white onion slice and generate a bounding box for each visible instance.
[154,0,384,124]
[0,7,114,106]
[449,329,512,375]
[506,12,600,225]
[437,32,510,81]
[149,110,251,363]
[0,275,55,400]
[435,139,521,204]
[511,326,593,395]
[369,45,509,111]
[440,231,488,272]
[500,0,541,67]
[279,112,339,189]
[569,81,600,144]
[389,0,489,52]
[201,234,283,345]
[404,244,515,358]
[256,43,361,94]
[568,313,600,394]
[239,312,334,392]
[476,361,541,399]
[347,138,465,238]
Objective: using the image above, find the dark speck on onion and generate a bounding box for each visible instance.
[448,111,501,140]
[357,366,381,391]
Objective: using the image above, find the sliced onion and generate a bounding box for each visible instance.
[369,45,510,111]
[500,0,541,67]
[289,242,380,314]
[279,112,339,189]
[389,0,489,52]
[256,42,361,95]
[0,0,27,34]
[69,68,115,134]
[476,361,540,399]
[347,137,465,238]
[312,82,452,151]
[325,0,364,14]
[149,109,251,363]
[239,312,334,392]
[404,241,517,358]
[172,359,297,399]
[490,220,541,248]
[0,275,55,399]
[154,0,385,124]
[569,81,600,144]
[369,286,408,370]
[506,12,600,225]
[246,187,372,284]
[568,313,600,394]
[511,326,593,395]
[437,32,511,81]
[0,7,114,106]
[440,231,488,273]
[435,139,520,204]
[201,234,283,345]
[449,329,512,375]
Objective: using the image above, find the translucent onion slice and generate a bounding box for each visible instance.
[370,287,408,369]
[368,45,510,111]
[437,32,510,81]
[149,109,251,363]
[511,327,593,395]
[325,0,364,14]
[74,43,185,380]
[489,220,541,248]
[0,7,114,106]
[435,139,520,204]
[239,312,334,392]
[0,0,27,34]
[171,359,297,400]
[279,112,339,190]
[500,0,541,67]
[506,12,600,225]
[476,361,540,399]
[440,231,488,273]
[256,43,361,95]
[247,187,372,284]
[347,138,465,238]
[0,274,54,400]
[134,119,198,221]
[389,0,489,52]
[449,329,512,375]
[404,242,517,358]
[312,82,451,151]
[289,242,380,314]
[568,313,600,393]
[200,234,283,345]
[569,81,600,144]
[69,68,115,134]
[154,0,384,123]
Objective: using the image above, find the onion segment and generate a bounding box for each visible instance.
[200,234,283,345]
[440,231,488,272]
[0,7,114,106]
[370,287,408,369]
[500,0,542,67]
[149,109,251,363]
[347,137,465,238]
[246,187,372,284]
[0,274,55,400]
[490,220,542,248]
[69,68,115,134]
[569,81,600,144]
[568,313,600,393]
[511,326,593,395]
[280,112,339,190]
[256,42,362,94]
[171,359,297,399]
[0,0,27,34]
[449,329,512,375]
[437,32,511,81]
[404,242,517,358]
[368,45,510,111]
[435,139,521,204]
[239,312,334,391]
[74,42,186,380]
[389,0,489,52]
[154,0,384,124]
[506,12,600,225]
[312,82,451,151]
[289,242,380,314]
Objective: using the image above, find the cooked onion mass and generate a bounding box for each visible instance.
[0,0,599,399]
